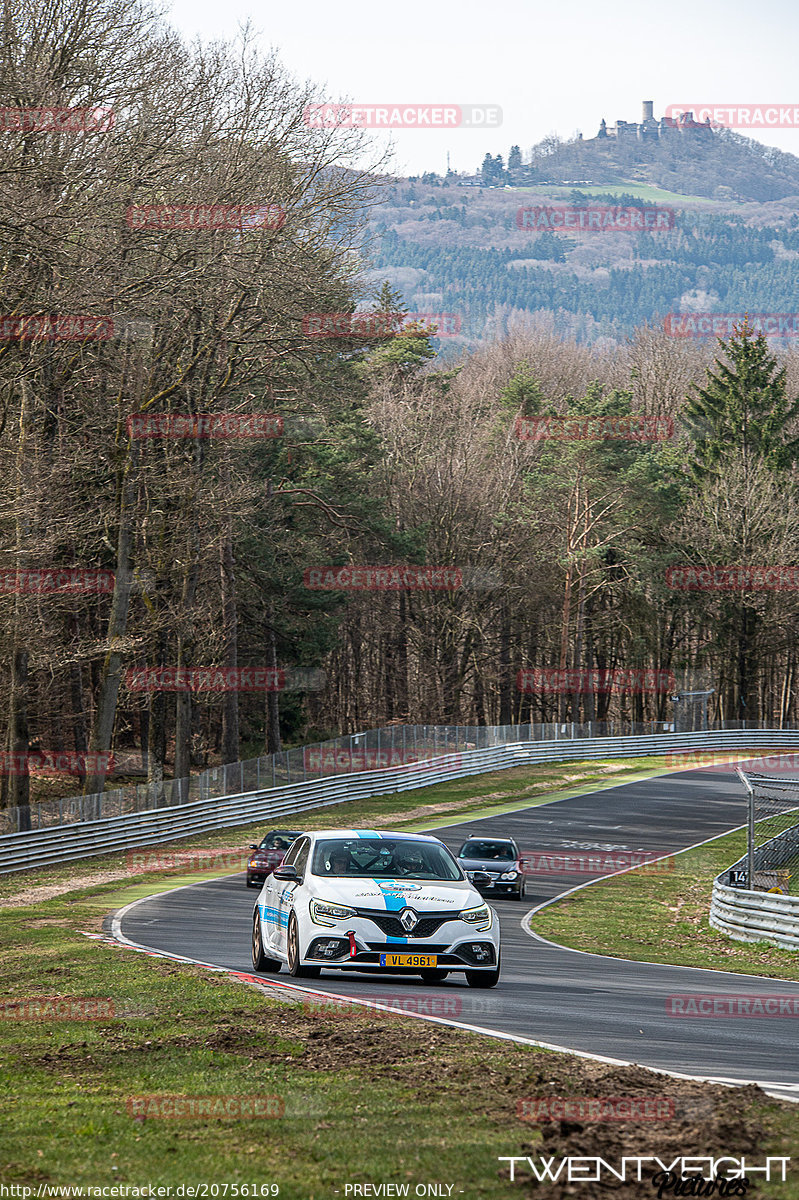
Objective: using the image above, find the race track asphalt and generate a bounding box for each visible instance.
[115,766,799,1096]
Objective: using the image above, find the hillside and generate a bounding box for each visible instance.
[509,127,799,203]
[365,176,799,350]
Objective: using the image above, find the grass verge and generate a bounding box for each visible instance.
[2,884,798,1199]
[530,826,799,980]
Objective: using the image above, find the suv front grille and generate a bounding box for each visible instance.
[356,908,456,939]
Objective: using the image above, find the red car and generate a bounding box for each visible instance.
[246,829,305,888]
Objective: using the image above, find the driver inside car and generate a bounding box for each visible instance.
[327,848,351,875]
[393,846,425,876]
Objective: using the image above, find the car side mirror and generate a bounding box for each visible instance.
[272,864,298,881]
[471,871,491,885]
[250,844,258,850]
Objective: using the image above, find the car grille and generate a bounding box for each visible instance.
[355,908,456,939]
[364,942,450,954]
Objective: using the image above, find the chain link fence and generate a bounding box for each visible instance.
[0,719,687,834]
[736,770,799,895]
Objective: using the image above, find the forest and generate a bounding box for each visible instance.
[4,1,799,824]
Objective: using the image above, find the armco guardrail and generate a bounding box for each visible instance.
[711,817,799,949]
[710,882,799,950]
[4,727,799,877]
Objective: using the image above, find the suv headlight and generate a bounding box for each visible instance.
[460,903,492,931]
[310,898,357,927]
[499,869,518,880]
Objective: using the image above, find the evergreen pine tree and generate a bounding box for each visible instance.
[682,321,799,479]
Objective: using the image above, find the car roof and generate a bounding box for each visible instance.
[460,836,516,845]
[305,829,444,843]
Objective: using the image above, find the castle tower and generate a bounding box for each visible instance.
[642,100,654,122]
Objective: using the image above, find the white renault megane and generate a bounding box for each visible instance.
[251,829,501,987]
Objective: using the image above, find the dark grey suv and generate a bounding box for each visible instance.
[455,835,526,901]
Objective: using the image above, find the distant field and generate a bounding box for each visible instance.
[512,181,717,204]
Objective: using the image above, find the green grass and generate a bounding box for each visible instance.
[3,756,799,1194]
[512,181,713,204]
[530,826,799,979]
[2,880,799,1196]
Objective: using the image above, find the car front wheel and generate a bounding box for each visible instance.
[287,913,321,979]
[252,910,281,973]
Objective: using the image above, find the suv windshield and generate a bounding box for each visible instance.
[458,840,515,861]
[311,838,463,881]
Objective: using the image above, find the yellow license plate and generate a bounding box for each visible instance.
[379,953,437,968]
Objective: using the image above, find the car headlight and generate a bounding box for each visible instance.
[310,898,357,927]
[248,859,259,869]
[460,903,492,931]
[500,869,518,880]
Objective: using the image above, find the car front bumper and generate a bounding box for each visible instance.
[300,912,500,971]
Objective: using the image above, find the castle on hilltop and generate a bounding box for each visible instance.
[593,101,713,142]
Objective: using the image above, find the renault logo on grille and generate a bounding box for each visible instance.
[399,907,419,932]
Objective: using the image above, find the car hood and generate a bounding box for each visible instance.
[307,877,484,911]
[457,857,516,871]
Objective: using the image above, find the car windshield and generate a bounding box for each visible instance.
[311,838,463,881]
[260,832,301,850]
[458,840,515,861]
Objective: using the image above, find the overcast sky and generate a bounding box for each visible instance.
[166,0,799,177]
